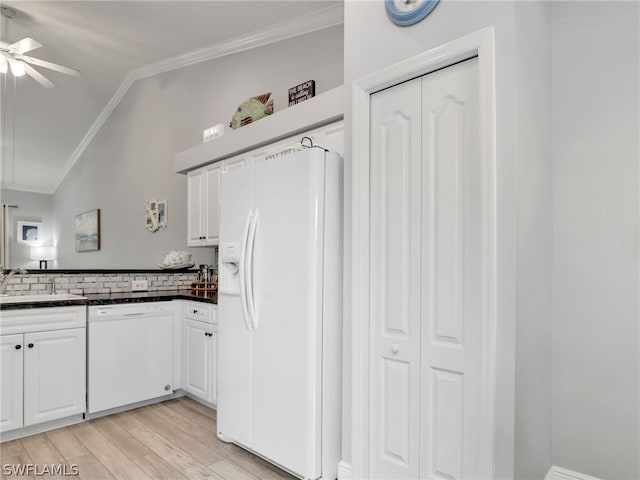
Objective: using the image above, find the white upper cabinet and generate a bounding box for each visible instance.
[188,162,225,247]
[187,168,205,246]
[186,121,343,248]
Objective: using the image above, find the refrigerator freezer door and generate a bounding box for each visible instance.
[218,165,253,447]
[249,149,325,479]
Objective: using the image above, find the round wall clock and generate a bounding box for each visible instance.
[385,0,440,26]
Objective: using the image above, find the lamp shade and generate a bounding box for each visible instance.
[30,246,56,260]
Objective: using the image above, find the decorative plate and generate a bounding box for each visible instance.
[385,0,440,26]
[229,93,274,129]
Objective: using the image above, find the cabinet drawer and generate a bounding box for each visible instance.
[184,302,215,323]
[0,306,86,335]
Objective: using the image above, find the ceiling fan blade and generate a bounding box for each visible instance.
[24,63,55,88]
[19,55,80,77]
[9,37,42,54]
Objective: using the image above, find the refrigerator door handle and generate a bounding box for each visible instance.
[239,209,253,332]
[245,209,258,331]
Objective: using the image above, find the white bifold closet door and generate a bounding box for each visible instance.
[369,57,482,480]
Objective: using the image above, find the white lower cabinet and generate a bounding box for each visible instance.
[23,328,86,426]
[0,306,86,434]
[1,334,24,432]
[183,302,217,405]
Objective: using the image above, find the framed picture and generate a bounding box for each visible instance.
[75,209,100,252]
[17,221,42,245]
[144,198,167,232]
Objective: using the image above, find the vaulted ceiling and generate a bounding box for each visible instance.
[0,1,342,194]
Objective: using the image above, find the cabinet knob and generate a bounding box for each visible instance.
[15,344,21,350]
[391,344,399,354]
[193,309,198,314]
[28,343,34,348]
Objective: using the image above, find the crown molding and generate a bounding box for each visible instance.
[51,4,343,194]
[1,181,54,195]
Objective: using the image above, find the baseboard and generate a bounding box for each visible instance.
[337,461,352,479]
[546,466,604,480]
[1,414,84,442]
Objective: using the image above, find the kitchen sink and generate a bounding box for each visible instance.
[0,293,87,304]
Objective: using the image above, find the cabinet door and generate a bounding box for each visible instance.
[204,163,223,246]
[319,121,344,156]
[23,328,86,427]
[223,155,248,172]
[187,169,204,246]
[184,319,212,401]
[1,334,23,432]
[210,327,217,405]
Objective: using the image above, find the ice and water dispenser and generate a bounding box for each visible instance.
[219,242,241,295]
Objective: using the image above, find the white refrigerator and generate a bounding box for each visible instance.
[217,147,342,480]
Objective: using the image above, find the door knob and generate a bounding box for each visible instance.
[391,344,399,354]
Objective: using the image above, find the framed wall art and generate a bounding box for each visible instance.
[17,221,42,245]
[145,199,167,232]
[75,209,100,252]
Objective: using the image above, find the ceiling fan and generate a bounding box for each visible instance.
[0,6,80,88]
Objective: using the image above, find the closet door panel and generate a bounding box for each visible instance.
[420,58,482,480]
[369,77,422,480]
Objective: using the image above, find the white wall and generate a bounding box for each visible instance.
[514,2,553,479]
[0,189,55,269]
[552,2,640,478]
[53,25,343,269]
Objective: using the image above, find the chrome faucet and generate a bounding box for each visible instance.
[0,268,28,294]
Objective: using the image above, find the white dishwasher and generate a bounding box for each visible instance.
[88,302,174,414]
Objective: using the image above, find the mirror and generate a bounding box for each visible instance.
[0,2,344,270]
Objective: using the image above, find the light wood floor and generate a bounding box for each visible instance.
[1,397,296,480]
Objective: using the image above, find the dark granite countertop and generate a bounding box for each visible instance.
[0,289,217,311]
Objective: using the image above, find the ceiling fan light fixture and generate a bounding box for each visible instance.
[9,59,25,76]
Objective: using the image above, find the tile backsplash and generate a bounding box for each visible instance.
[3,272,199,295]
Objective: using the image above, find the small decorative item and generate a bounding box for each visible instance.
[288,80,316,106]
[385,0,440,26]
[17,221,42,245]
[203,123,225,143]
[158,251,194,270]
[145,199,168,232]
[229,93,274,129]
[75,209,100,252]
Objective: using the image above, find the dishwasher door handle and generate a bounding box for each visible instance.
[123,312,146,317]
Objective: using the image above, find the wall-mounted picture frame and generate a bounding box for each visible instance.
[75,209,100,252]
[17,221,42,245]
[145,198,167,232]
